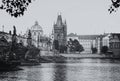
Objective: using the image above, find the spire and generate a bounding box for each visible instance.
[2,25,4,32]
[64,19,67,25]
[56,13,63,26]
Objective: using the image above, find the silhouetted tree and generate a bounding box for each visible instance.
[91,47,97,54]
[59,45,67,53]
[53,40,59,51]
[68,39,84,53]
[0,0,34,17]
[73,39,84,53]
[101,46,108,54]
[67,38,74,52]
[108,0,120,13]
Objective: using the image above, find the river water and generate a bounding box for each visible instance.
[0,59,120,81]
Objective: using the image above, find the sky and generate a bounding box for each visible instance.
[0,0,120,35]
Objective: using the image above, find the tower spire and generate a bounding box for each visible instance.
[64,19,67,25]
[2,25,4,32]
[56,13,62,26]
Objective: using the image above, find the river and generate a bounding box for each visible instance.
[0,59,120,81]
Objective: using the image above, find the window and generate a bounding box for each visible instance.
[34,32,36,35]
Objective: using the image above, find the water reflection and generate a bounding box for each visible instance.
[53,64,67,81]
[66,59,120,81]
[0,59,120,81]
[39,63,55,81]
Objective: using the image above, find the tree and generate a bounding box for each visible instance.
[67,38,74,52]
[59,45,67,53]
[91,47,97,54]
[53,40,59,51]
[73,39,84,53]
[101,46,108,54]
[67,39,84,53]
[76,44,84,53]
[0,0,34,18]
[108,0,120,13]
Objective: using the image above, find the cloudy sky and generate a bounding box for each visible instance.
[0,0,120,35]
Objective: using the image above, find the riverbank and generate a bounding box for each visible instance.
[60,53,120,59]
[39,52,120,63]
[40,55,67,63]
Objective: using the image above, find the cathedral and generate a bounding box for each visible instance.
[26,21,44,47]
[53,14,67,46]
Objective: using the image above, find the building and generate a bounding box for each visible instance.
[26,21,44,48]
[109,33,120,56]
[30,21,43,47]
[53,14,67,46]
[67,33,105,54]
[67,33,78,41]
[102,33,110,47]
[78,35,101,53]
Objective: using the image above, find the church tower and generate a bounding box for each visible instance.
[53,14,67,46]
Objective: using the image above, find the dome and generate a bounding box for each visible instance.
[31,21,43,32]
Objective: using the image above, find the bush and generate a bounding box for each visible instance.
[53,40,59,51]
[91,47,97,54]
[101,46,108,54]
[59,45,67,53]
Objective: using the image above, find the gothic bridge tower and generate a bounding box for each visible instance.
[53,14,67,46]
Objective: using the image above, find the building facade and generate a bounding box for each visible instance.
[78,35,101,53]
[53,14,67,46]
[109,33,120,56]
[67,33,105,54]
[30,21,43,47]
[102,33,110,47]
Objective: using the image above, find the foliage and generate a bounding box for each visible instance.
[91,47,97,54]
[25,47,40,60]
[14,43,28,60]
[101,46,108,54]
[59,45,67,53]
[68,39,84,53]
[0,0,33,17]
[108,0,120,13]
[73,39,84,52]
[67,38,74,52]
[53,40,59,51]
[0,36,10,53]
